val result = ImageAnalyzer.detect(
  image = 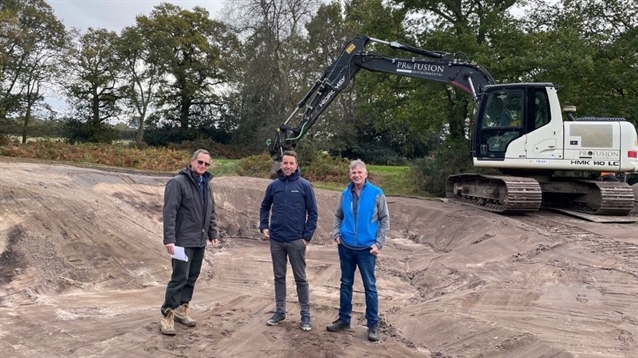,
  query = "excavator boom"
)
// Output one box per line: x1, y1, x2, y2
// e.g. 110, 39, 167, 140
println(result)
268, 35, 494, 160
267, 35, 638, 218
